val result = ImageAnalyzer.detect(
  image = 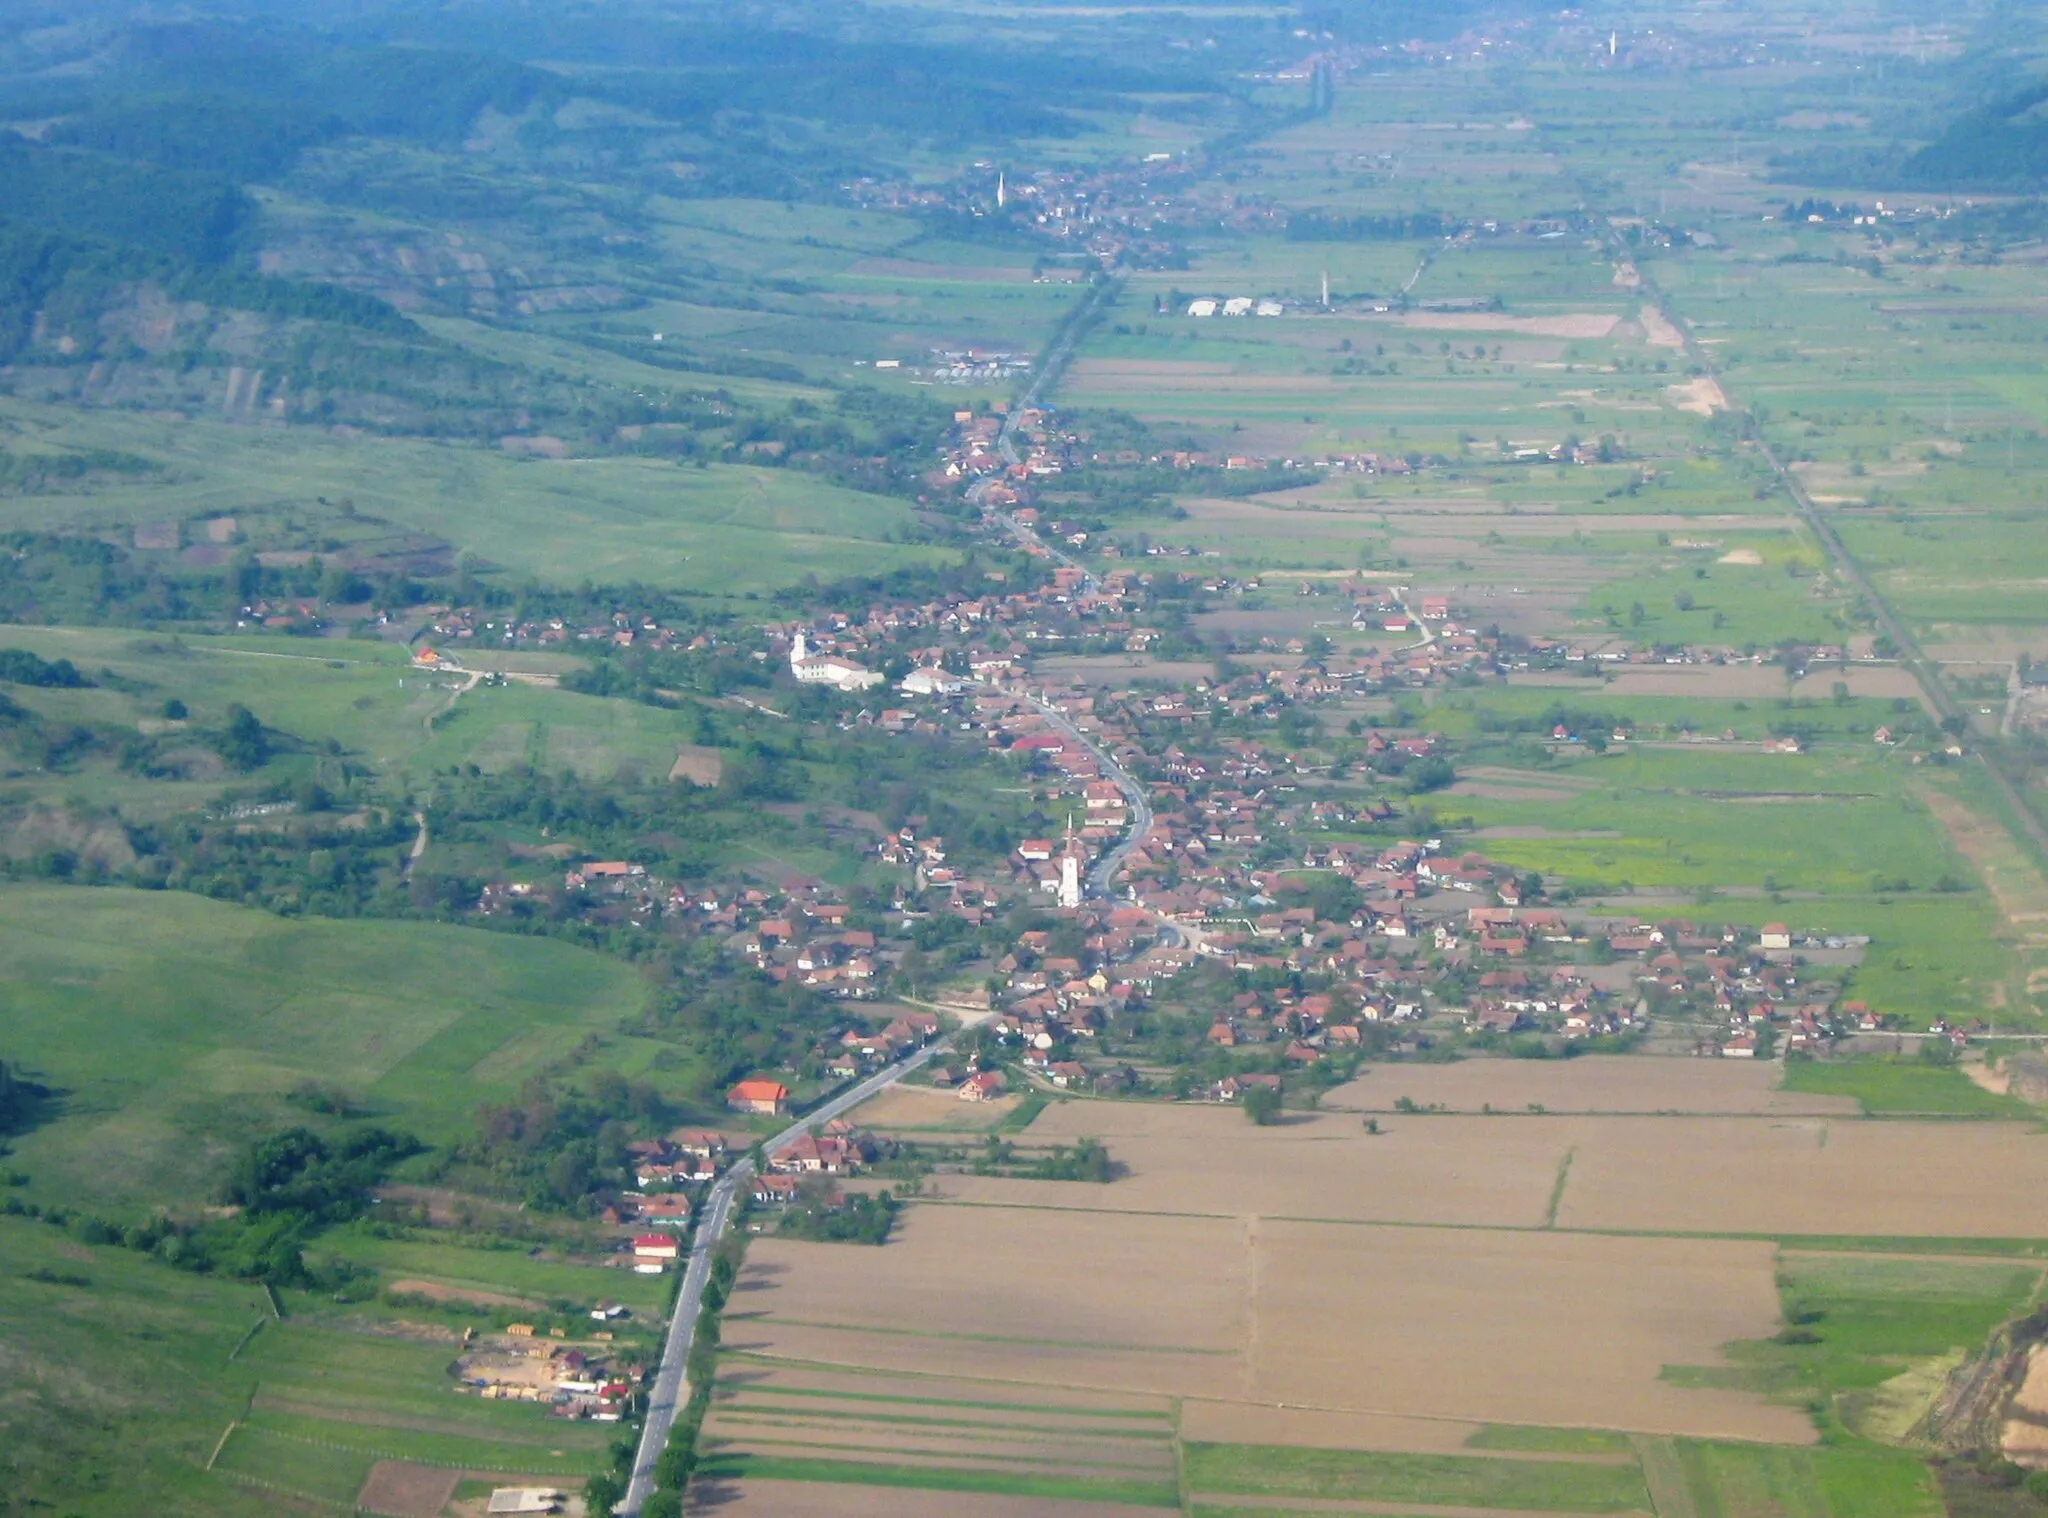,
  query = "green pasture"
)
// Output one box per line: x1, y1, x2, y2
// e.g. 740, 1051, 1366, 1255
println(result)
0, 625, 731, 825
414, 678, 699, 782
314, 1228, 670, 1318
0, 1215, 280, 1517
1455, 788, 1956, 895
0, 1214, 623, 1518
1781, 1060, 2036, 1117
1654, 1251, 2038, 1516
1466, 1425, 1636, 1455
0, 397, 951, 597
1424, 737, 2004, 1017
0, 884, 652, 1212
1577, 555, 1848, 648
695, 1452, 1181, 1507
1831, 512, 2048, 629
1181, 1442, 1651, 1511
1431, 686, 1916, 744
1674, 1440, 1940, 1518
